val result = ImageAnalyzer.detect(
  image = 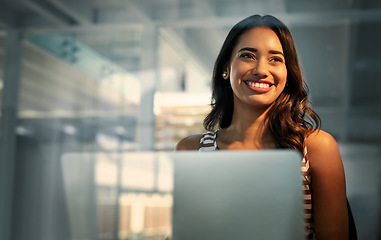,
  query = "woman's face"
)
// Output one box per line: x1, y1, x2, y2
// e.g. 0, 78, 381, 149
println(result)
226, 27, 287, 109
